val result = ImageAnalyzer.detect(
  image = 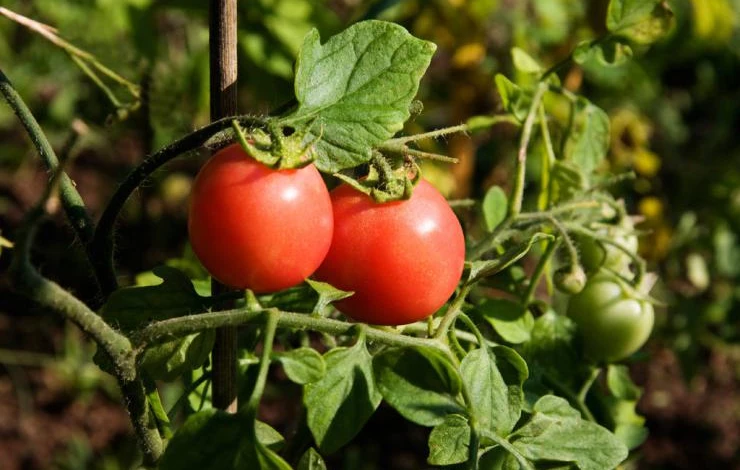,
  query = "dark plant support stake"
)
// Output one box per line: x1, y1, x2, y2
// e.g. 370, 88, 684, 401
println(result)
209, 0, 238, 413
